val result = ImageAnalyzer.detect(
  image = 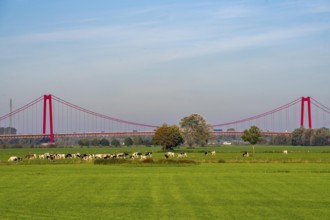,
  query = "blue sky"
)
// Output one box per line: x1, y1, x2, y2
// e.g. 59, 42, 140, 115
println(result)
0, 0, 329, 126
